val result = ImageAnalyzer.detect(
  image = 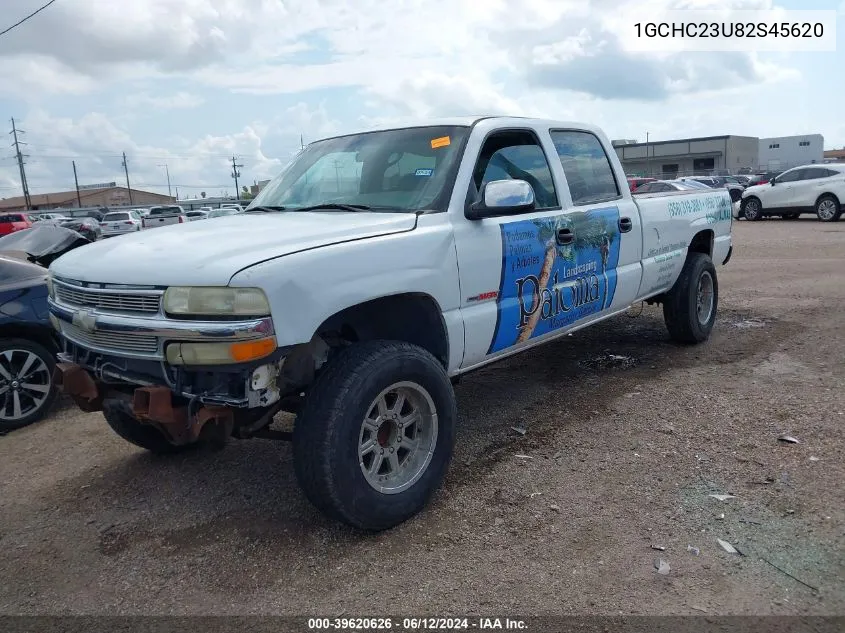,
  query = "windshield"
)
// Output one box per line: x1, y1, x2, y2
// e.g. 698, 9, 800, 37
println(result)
249, 125, 469, 213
